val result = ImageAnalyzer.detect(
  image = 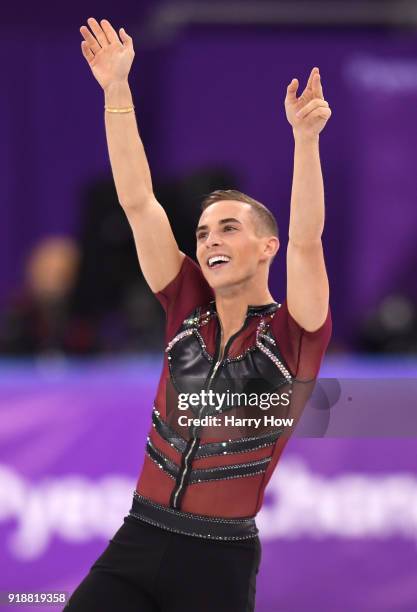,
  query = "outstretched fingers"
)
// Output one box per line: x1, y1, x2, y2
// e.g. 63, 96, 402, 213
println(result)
119, 27, 133, 48
86, 17, 109, 47
307, 67, 319, 89
300, 66, 319, 99
100, 19, 121, 45
312, 72, 324, 99
80, 25, 101, 54
81, 41, 95, 62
